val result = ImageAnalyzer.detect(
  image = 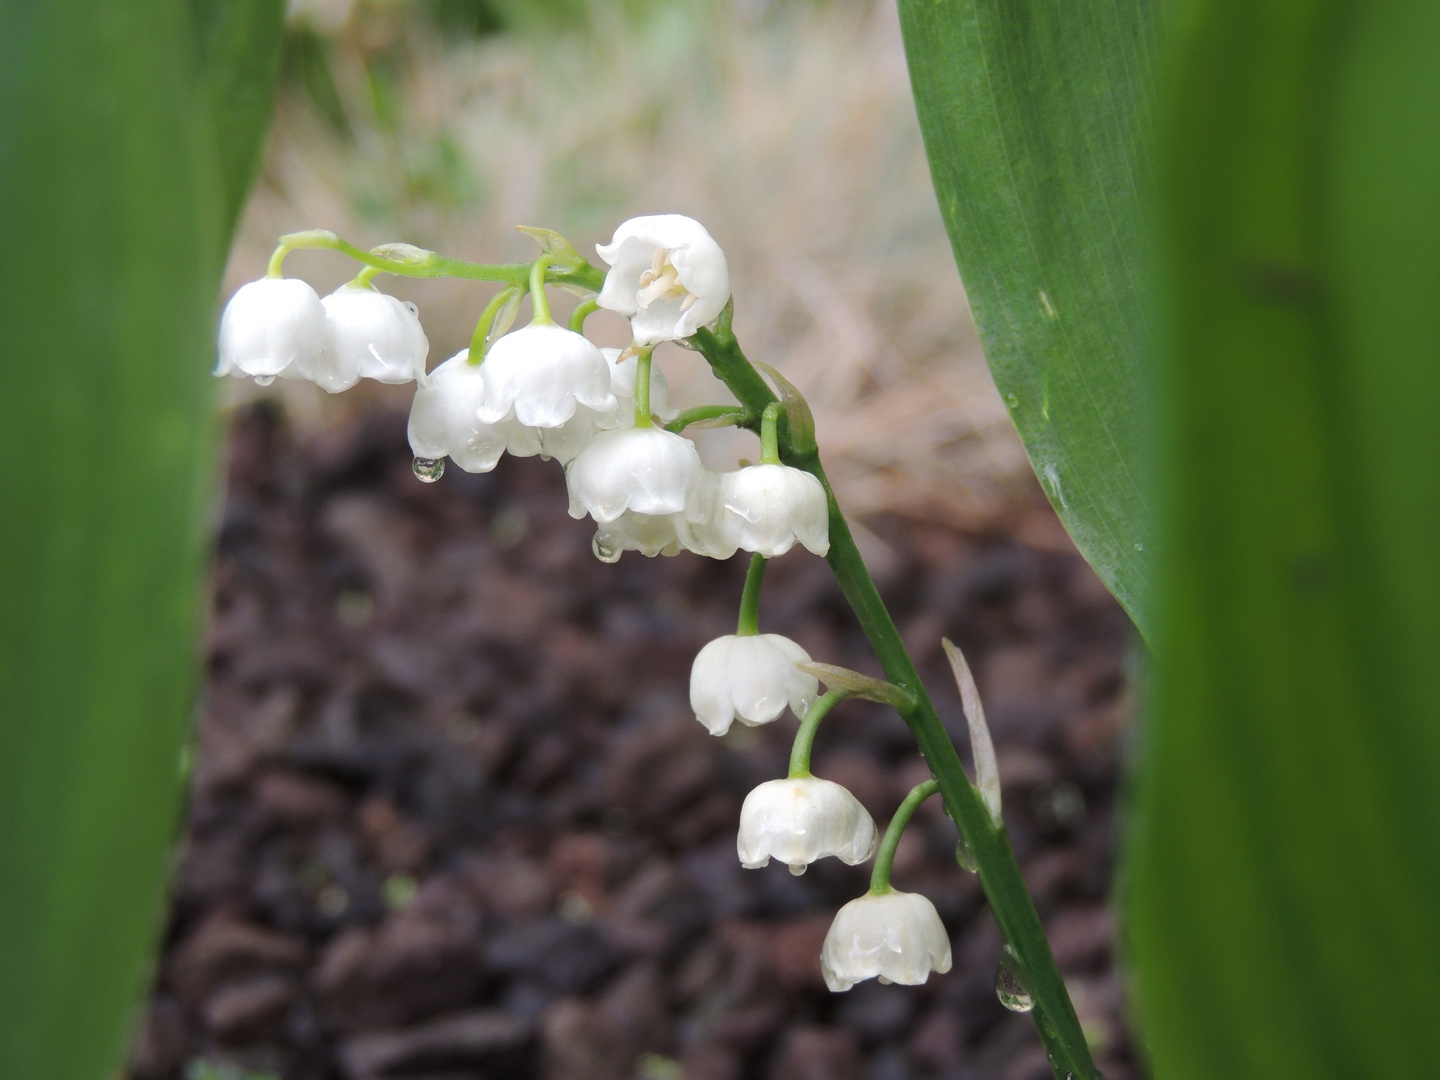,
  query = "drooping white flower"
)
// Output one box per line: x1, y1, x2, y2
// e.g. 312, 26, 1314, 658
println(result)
708, 464, 829, 558
595, 215, 730, 344
737, 777, 877, 875
478, 323, 616, 429
407, 349, 536, 473
821, 890, 953, 992
566, 426, 703, 524
683, 469, 739, 560
689, 633, 817, 736
216, 277, 328, 384
321, 283, 429, 387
